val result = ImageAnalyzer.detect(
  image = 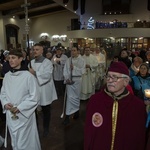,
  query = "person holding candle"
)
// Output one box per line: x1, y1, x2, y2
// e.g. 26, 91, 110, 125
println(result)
131, 63, 150, 150
145, 89, 150, 98
84, 61, 146, 150
131, 63, 150, 100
